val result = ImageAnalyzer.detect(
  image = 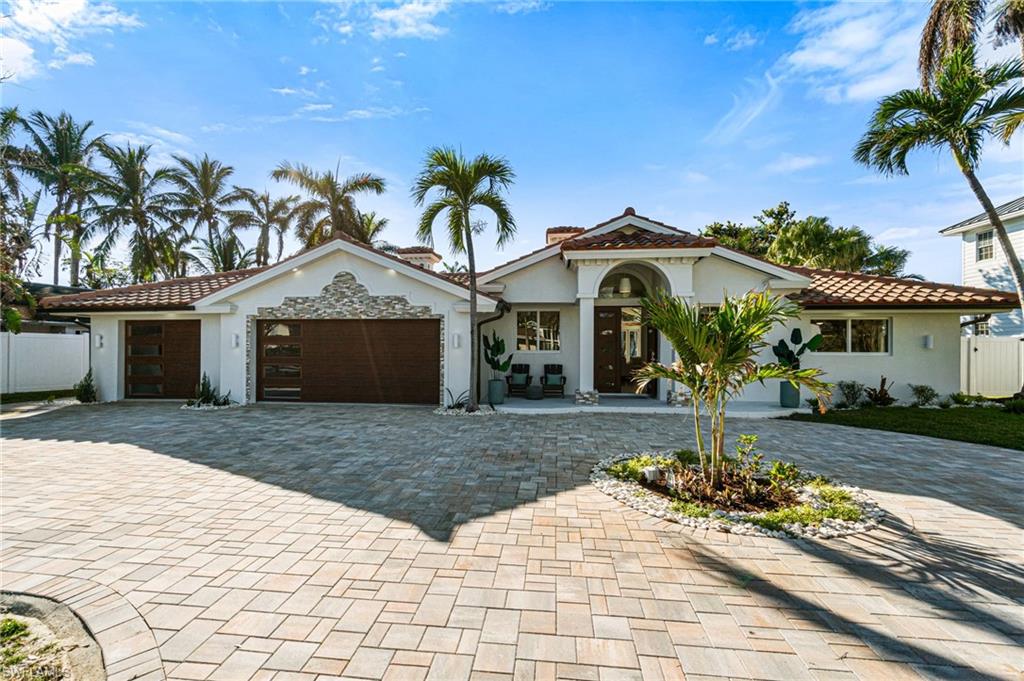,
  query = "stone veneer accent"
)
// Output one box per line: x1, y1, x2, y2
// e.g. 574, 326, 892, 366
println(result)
245, 271, 445, 403
574, 389, 600, 405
